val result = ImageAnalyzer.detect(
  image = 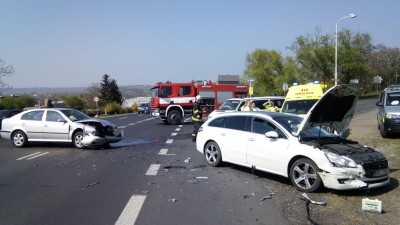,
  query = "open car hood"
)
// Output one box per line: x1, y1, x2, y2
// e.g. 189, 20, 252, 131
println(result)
296, 85, 362, 137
